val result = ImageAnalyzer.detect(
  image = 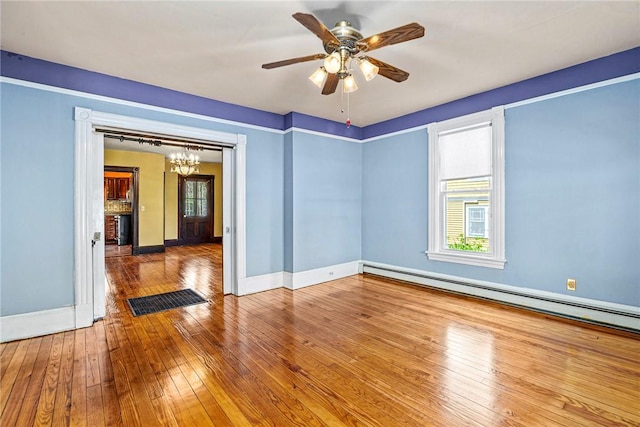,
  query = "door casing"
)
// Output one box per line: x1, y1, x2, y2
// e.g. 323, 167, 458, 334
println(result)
74, 107, 246, 328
